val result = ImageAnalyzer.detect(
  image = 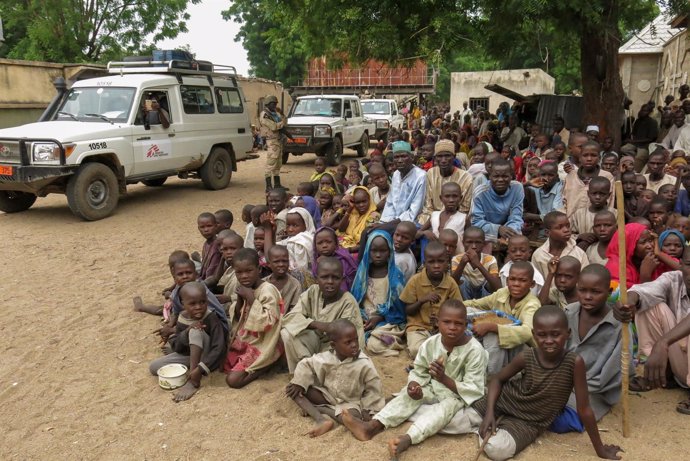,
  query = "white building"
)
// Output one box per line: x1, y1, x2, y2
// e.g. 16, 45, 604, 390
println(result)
449, 68, 555, 115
